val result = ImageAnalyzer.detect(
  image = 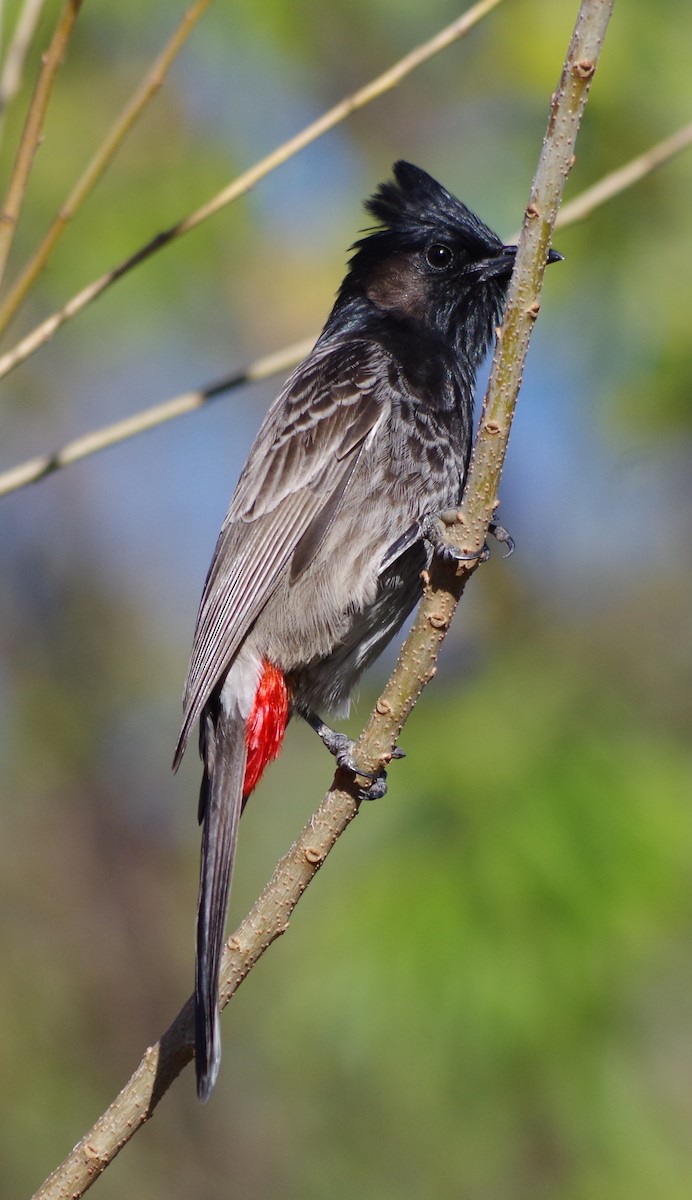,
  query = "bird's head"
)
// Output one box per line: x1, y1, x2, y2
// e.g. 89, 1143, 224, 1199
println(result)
341, 161, 557, 367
